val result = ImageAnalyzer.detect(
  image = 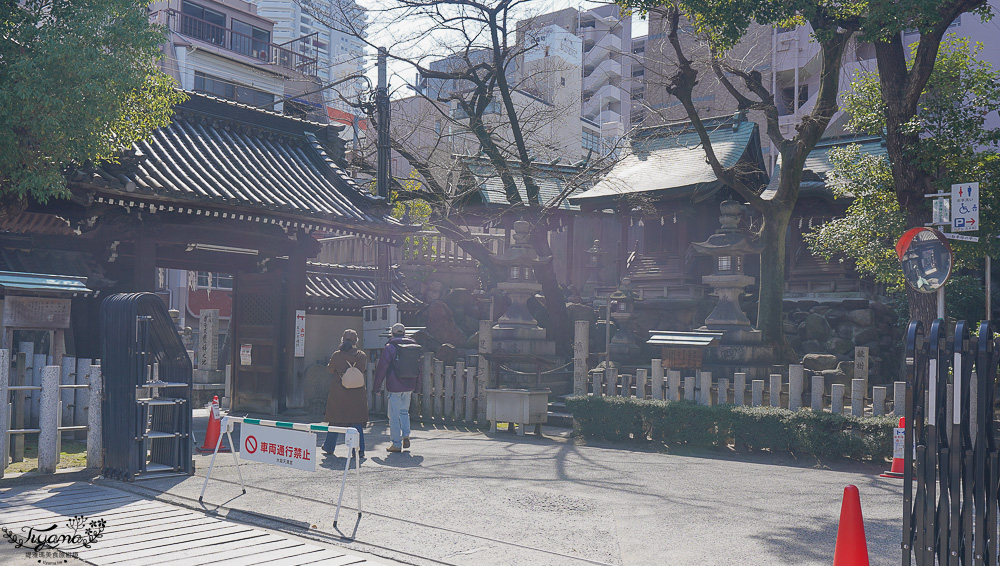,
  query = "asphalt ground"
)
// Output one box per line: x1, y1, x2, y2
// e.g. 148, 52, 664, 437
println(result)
97, 411, 905, 566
